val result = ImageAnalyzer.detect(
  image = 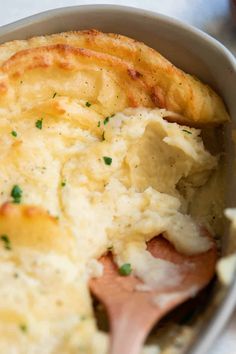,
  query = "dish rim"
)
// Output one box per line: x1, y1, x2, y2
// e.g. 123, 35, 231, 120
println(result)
0, 4, 235, 354
0, 4, 235, 66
